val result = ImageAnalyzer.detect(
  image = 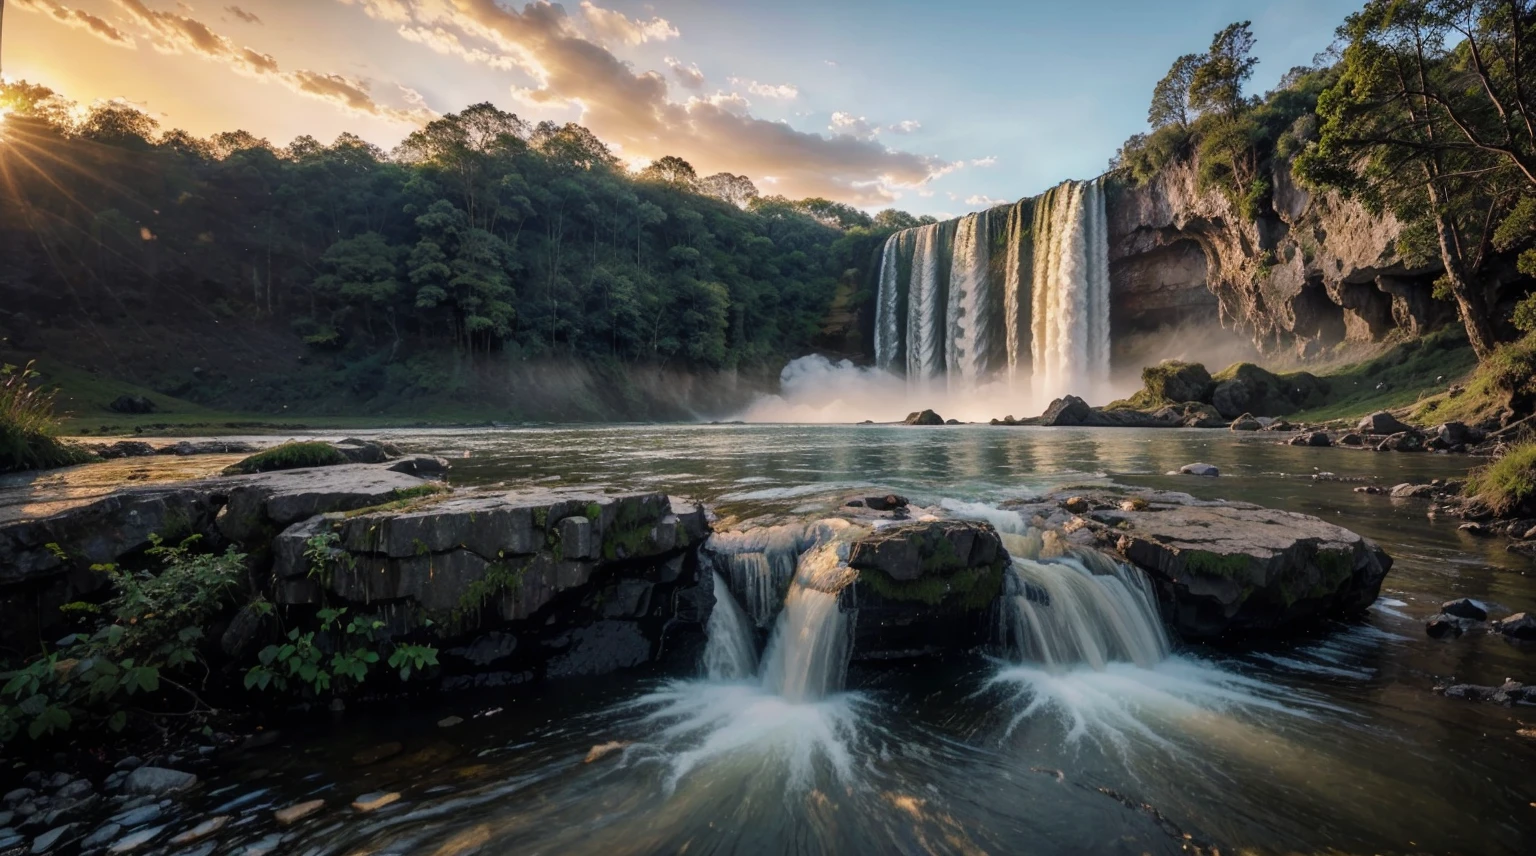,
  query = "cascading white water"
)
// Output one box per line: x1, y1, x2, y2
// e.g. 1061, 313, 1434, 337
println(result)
861, 178, 1110, 410
945, 212, 993, 389
703, 571, 758, 681
873, 234, 903, 373
1005, 555, 1170, 671
905, 223, 944, 383
1031, 178, 1111, 405
759, 540, 854, 702
703, 522, 838, 626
